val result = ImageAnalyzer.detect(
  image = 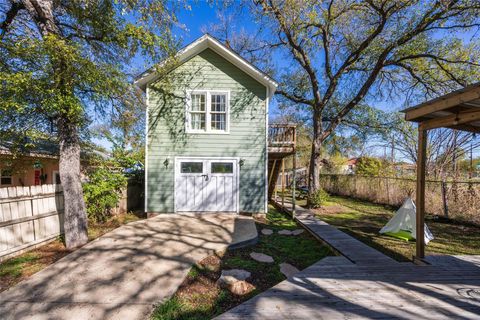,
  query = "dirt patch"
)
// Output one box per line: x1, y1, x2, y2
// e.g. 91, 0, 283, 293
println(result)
0, 240, 72, 292
173, 254, 249, 316
313, 204, 350, 215
0, 212, 143, 293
